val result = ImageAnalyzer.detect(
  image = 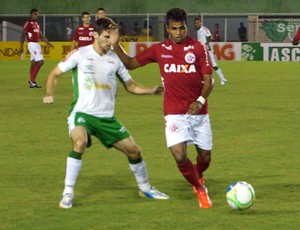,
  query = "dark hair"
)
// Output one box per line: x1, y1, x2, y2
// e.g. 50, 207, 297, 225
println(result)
97, 7, 106, 12
194, 17, 201, 22
94, 17, 117, 35
81, 11, 90, 17
30, 9, 38, 14
166, 8, 187, 25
